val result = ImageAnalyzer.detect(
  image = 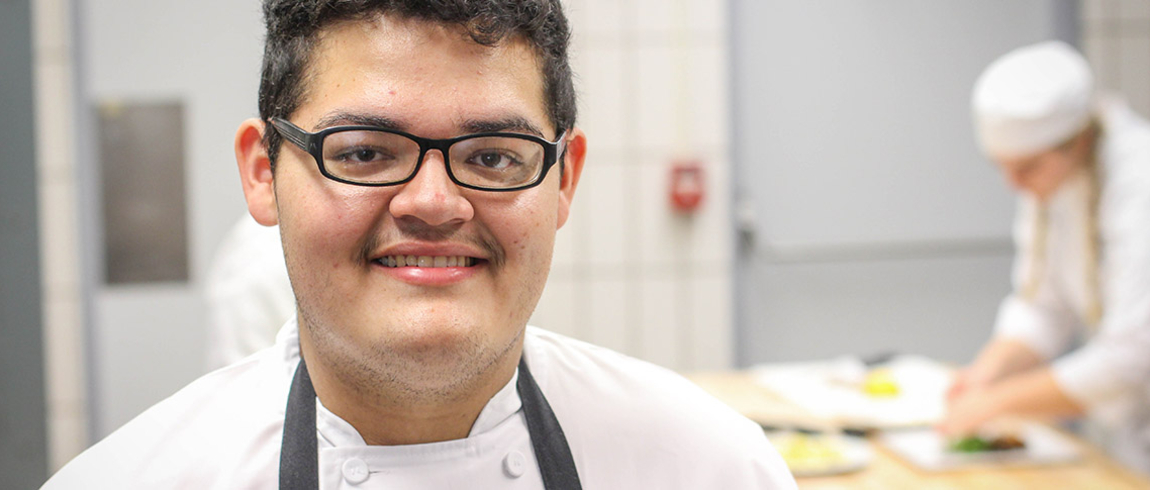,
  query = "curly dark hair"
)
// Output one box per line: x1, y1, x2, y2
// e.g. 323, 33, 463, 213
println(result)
258, 0, 576, 166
